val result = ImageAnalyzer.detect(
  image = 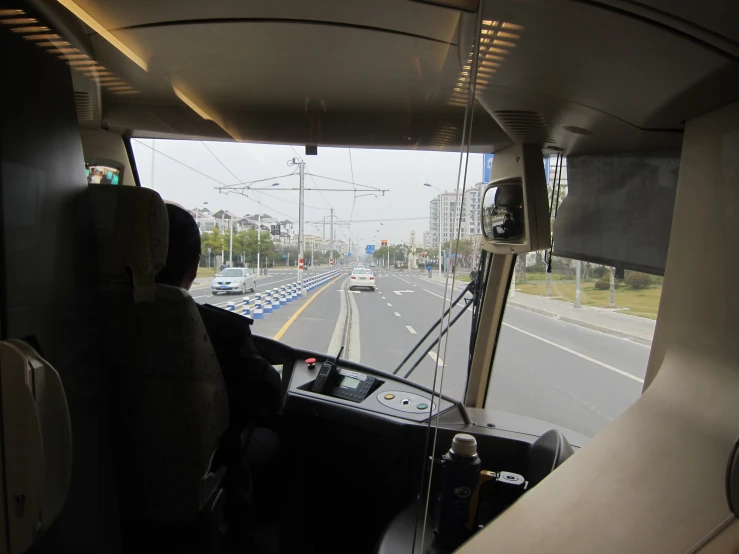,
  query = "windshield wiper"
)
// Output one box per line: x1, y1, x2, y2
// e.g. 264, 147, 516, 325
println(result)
393, 280, 475, 378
